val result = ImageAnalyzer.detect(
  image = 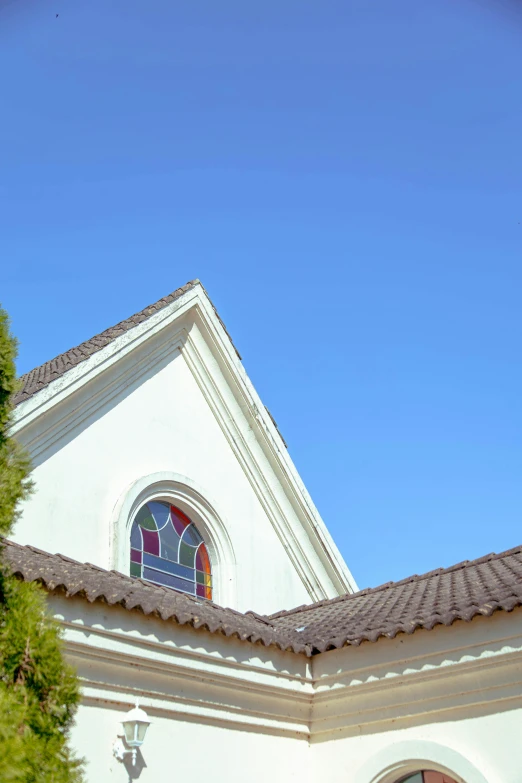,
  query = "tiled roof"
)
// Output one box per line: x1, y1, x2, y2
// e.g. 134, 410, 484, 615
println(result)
3, 540, 310, 655
4, 539, 522, 656
13, 280, 210, 406
268, 545, 522, 652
